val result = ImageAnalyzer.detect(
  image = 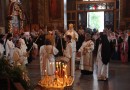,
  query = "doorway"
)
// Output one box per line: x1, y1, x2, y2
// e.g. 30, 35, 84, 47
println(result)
87, 11, 104, 32
75, 1, 116, 31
